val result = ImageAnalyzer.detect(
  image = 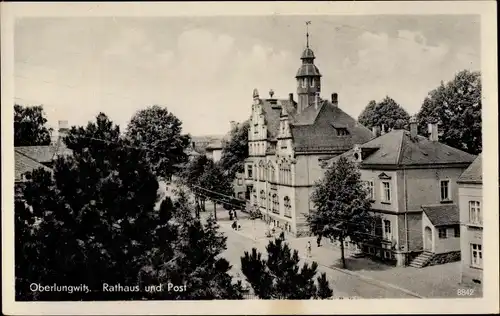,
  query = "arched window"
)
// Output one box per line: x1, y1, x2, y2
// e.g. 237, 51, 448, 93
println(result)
284, 196, 292, 218
311, 78, 315, 87
302, 78, 307, 88
272, 194, 279, 214
270, 164, 276, 183
260, 190, 266, 207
